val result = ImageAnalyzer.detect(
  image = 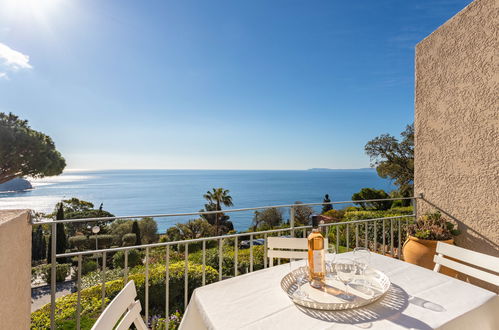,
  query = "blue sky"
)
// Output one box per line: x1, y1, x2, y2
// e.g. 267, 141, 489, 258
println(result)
0, 0, 471, 170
